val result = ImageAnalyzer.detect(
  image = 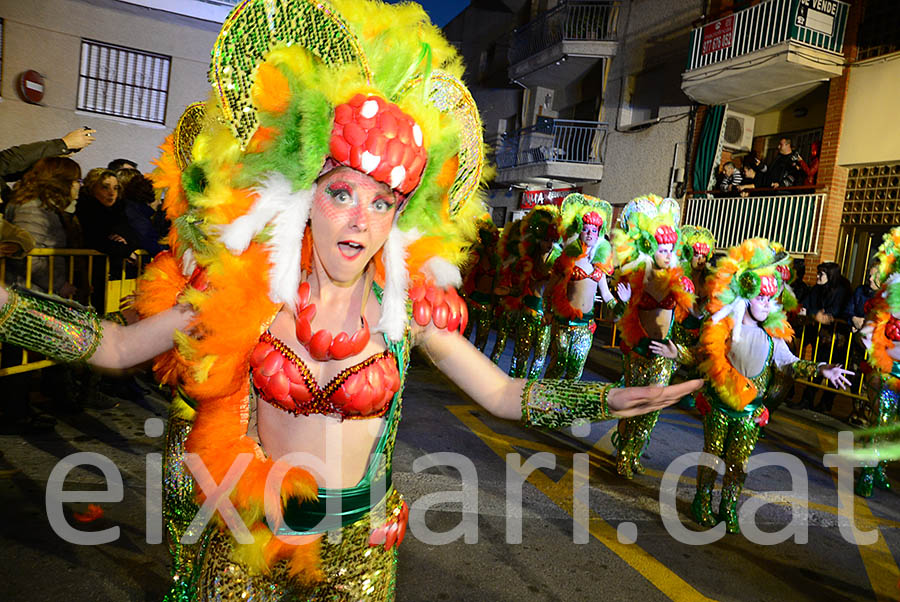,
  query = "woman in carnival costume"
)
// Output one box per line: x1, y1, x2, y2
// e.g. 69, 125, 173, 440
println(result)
489, 219, 523, 364
692, 238, 851, 532
544, 193, 615, 379
679, 225, 716, 306
460, 216, 499, 352
507, 205, 560, 378
0, 1, 701, 599
611, 195, 695, 478
855, 226, 900, 497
